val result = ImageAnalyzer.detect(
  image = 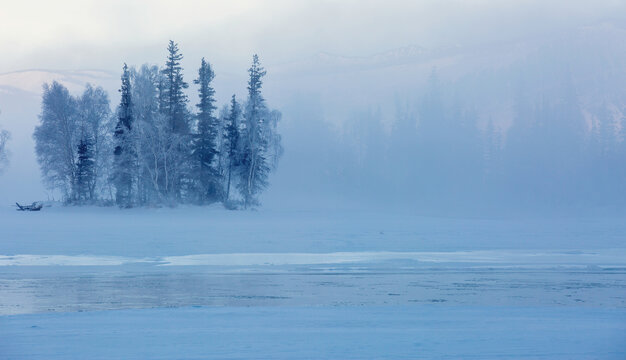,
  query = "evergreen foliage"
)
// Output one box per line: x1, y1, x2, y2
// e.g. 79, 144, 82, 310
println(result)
192, 58, 220, 203
238, 55, 270, 208
34, 42, 282, 208
158, 41, 191, 202
75, 137, 96, 202
113, 63, 136, 207
161, 40, 189, 134
223, 95, 241, 202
